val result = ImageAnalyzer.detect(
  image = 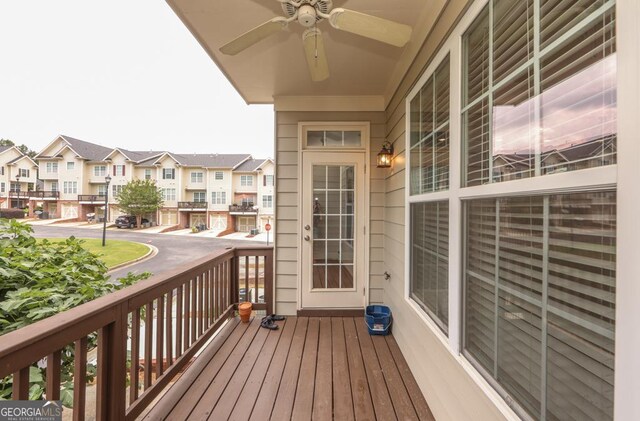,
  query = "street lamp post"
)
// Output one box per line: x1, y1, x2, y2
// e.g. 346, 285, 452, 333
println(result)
15, 174, 21, 209
102, 175, 112, 247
